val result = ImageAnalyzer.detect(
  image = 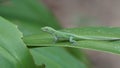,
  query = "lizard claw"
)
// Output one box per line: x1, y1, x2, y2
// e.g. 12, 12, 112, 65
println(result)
69, 36, 77, 45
